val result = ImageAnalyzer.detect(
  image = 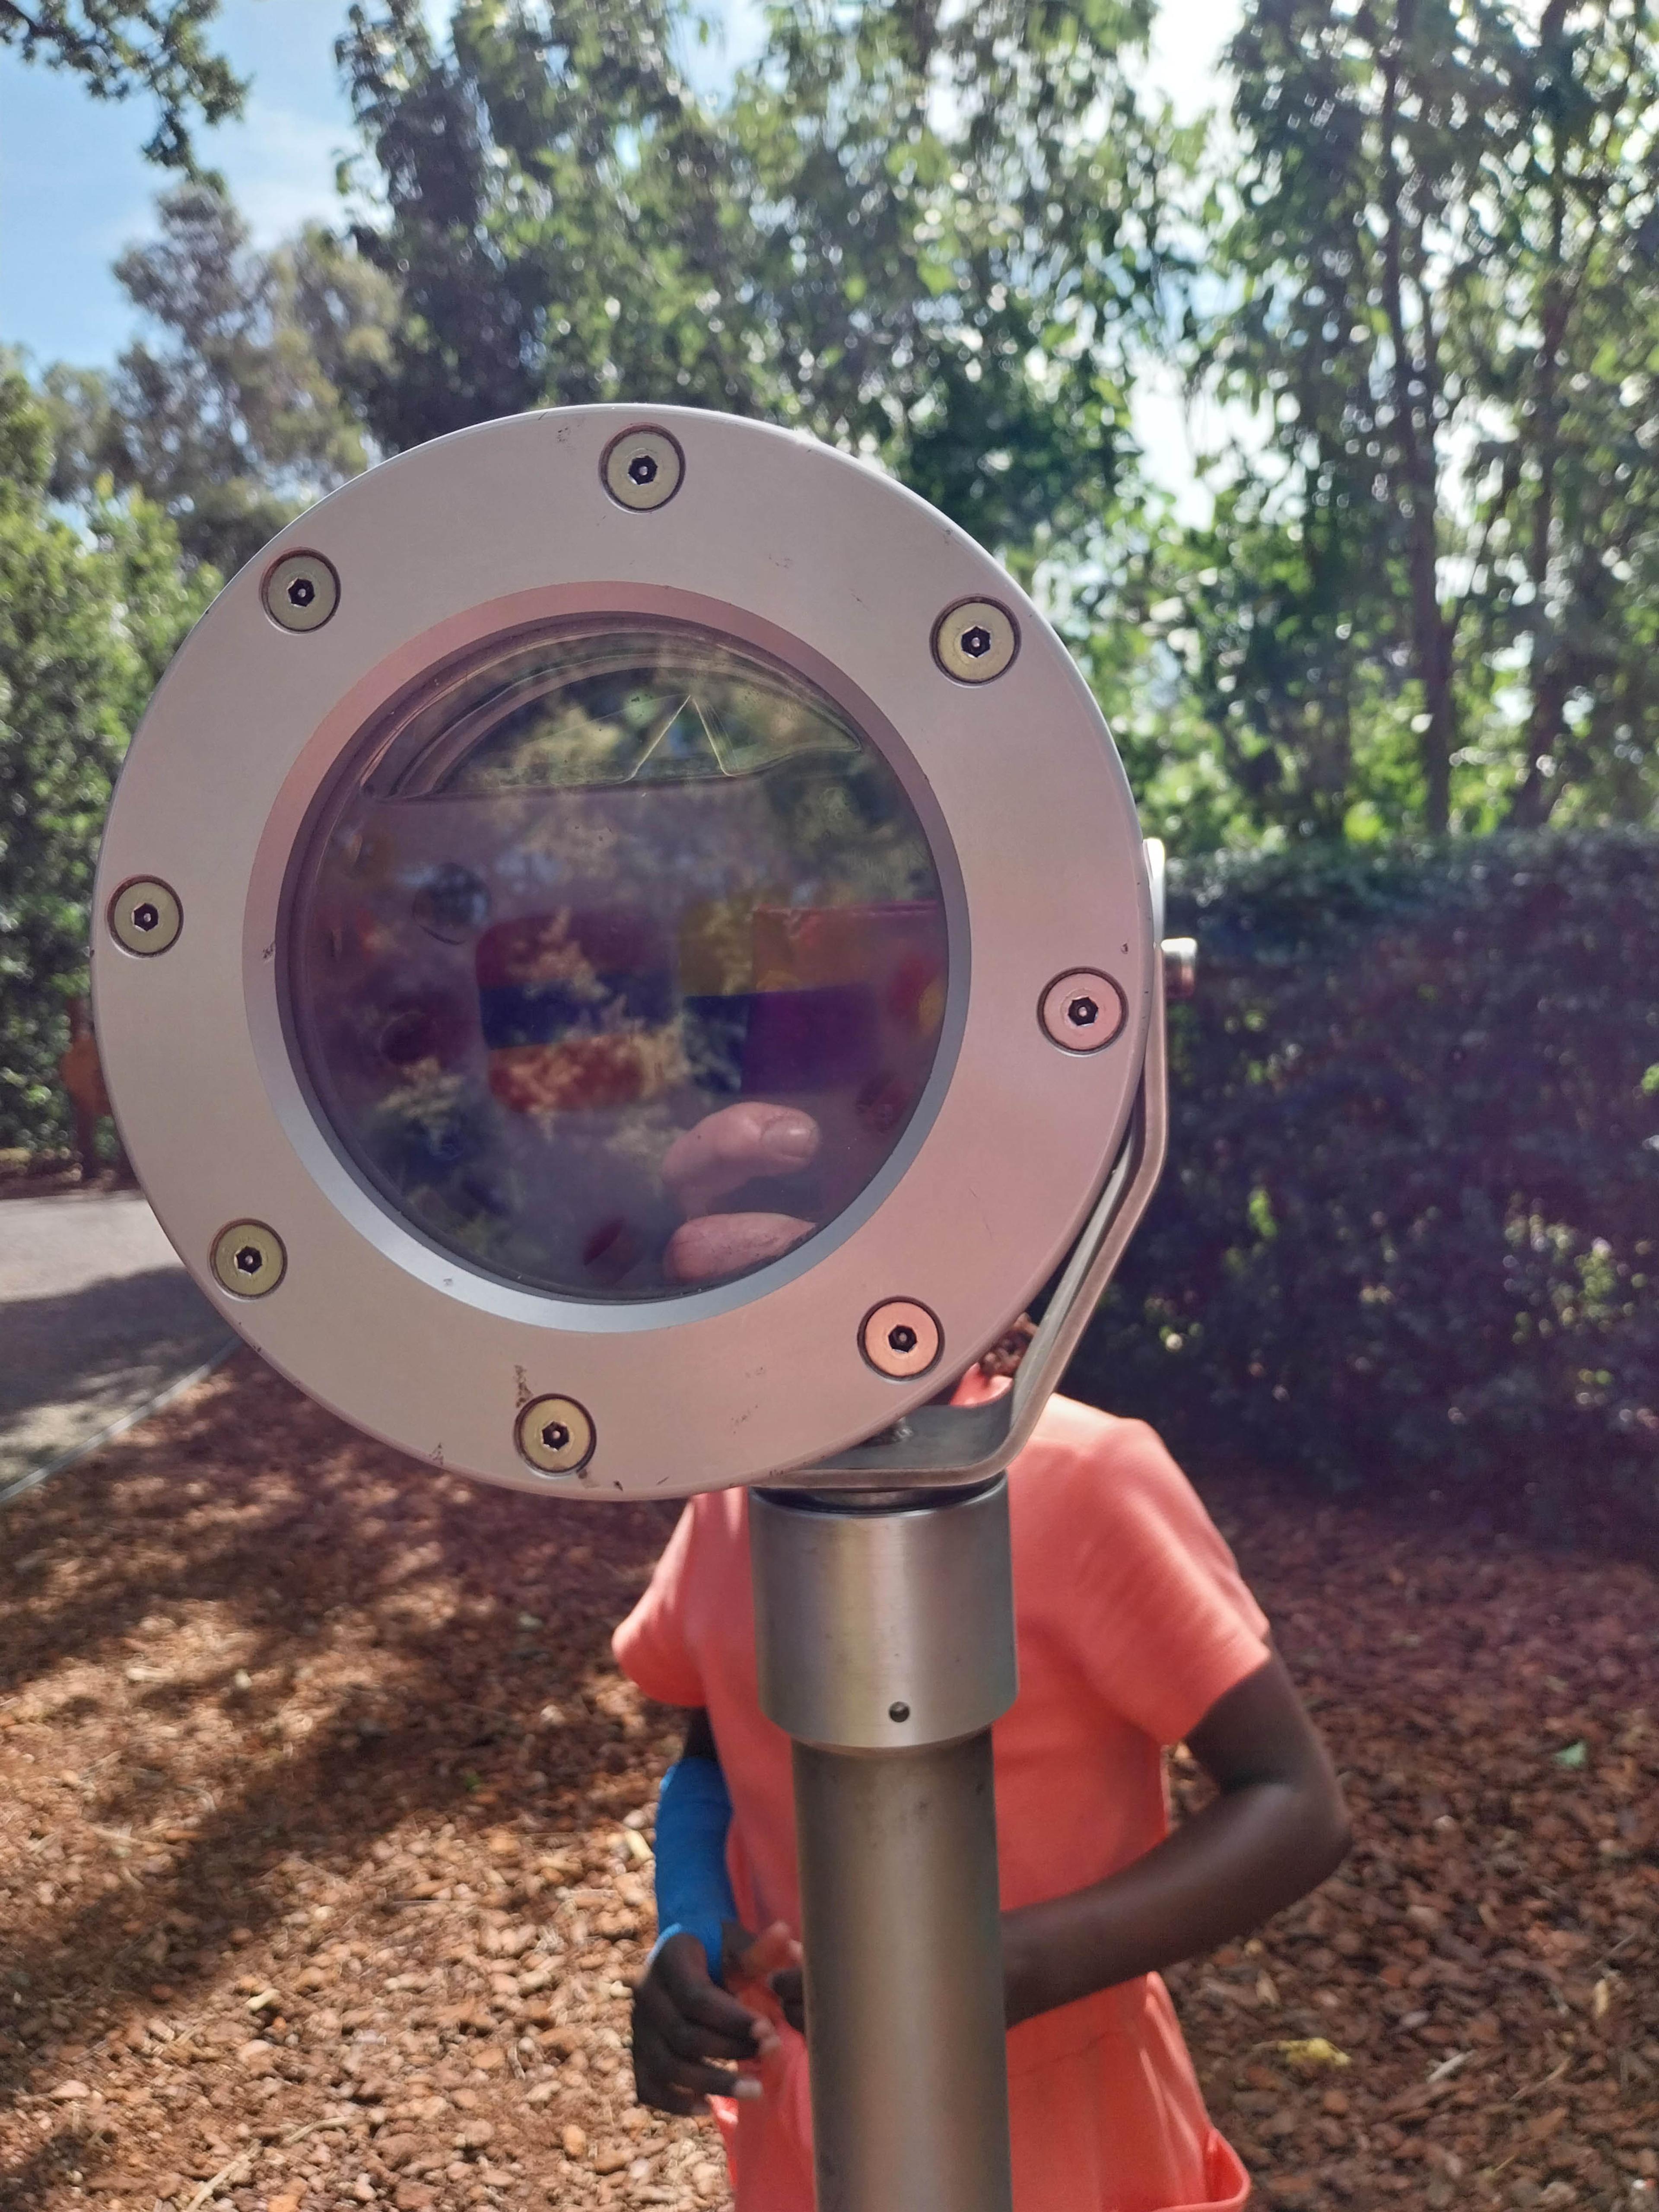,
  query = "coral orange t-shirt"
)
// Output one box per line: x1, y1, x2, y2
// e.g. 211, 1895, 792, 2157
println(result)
613, 1383, 1269, 2212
